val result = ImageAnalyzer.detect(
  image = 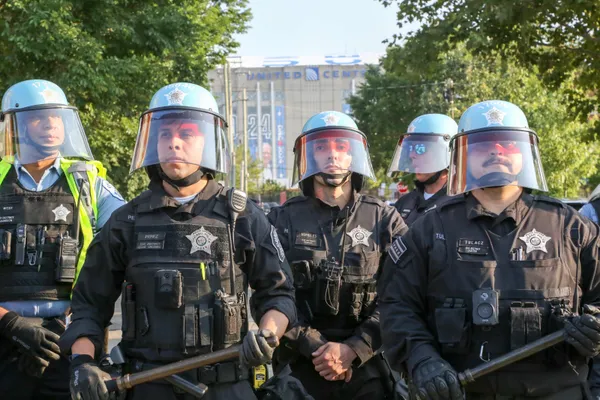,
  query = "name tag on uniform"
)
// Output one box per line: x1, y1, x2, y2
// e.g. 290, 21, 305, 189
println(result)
457, 238, 489, 255
295, 232, 319, 247
136, 232, 166, 250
